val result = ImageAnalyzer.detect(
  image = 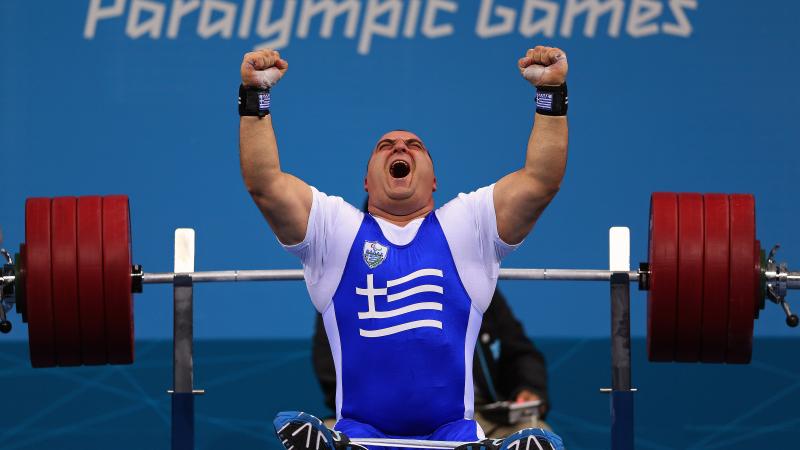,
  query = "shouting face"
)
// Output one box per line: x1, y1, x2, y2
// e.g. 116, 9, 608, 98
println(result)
364, 130, 436, 218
